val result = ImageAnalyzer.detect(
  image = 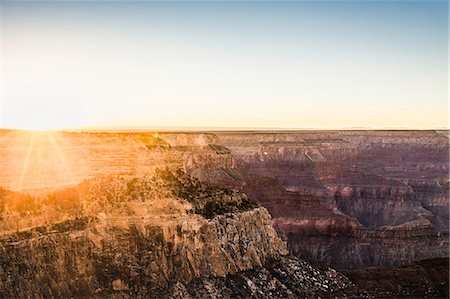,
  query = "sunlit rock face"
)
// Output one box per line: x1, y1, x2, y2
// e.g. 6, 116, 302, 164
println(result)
0, 130, 181, 193
0, 205, 286, 298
